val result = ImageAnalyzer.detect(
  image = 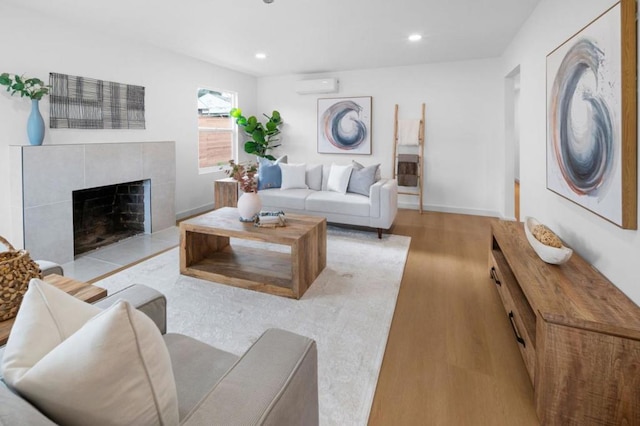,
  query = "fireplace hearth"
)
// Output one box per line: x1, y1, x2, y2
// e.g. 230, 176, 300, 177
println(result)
73, 180, 150, 256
